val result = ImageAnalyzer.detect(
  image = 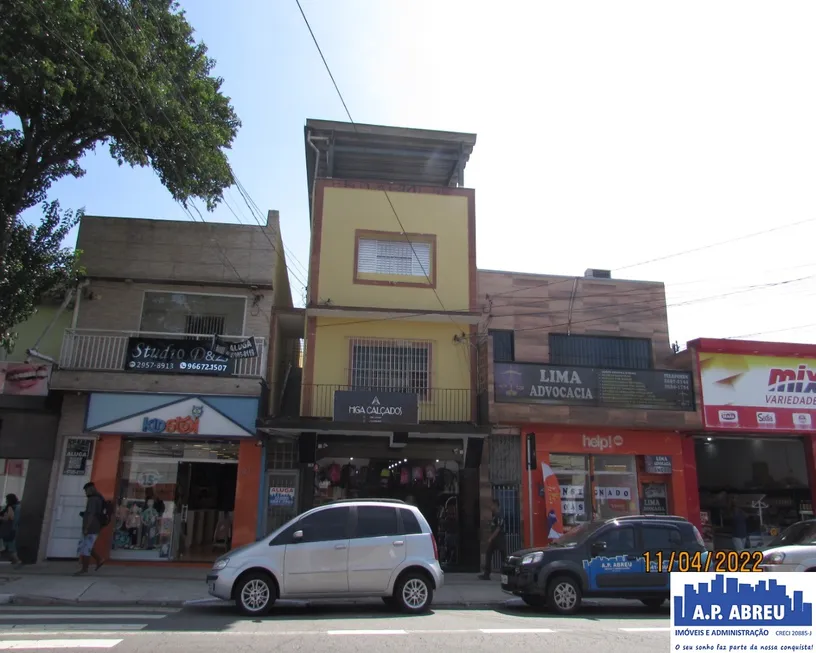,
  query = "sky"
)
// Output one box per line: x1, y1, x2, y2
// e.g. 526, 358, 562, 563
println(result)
20, 1, 816, 349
